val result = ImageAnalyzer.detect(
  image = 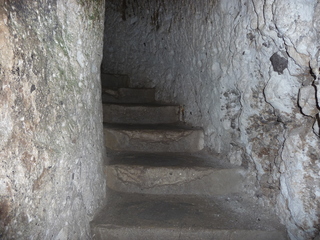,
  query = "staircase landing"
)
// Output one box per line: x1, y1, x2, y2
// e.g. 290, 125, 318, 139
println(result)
91, 190, 286, 240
